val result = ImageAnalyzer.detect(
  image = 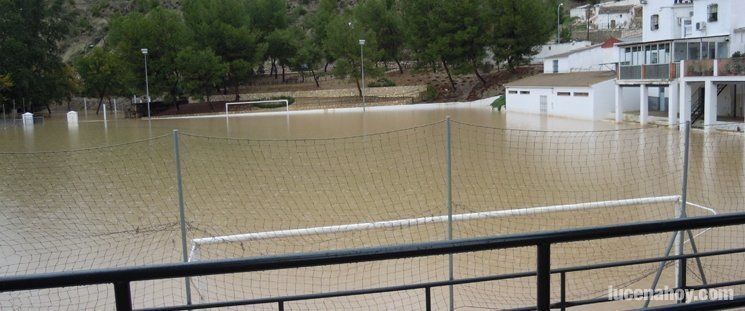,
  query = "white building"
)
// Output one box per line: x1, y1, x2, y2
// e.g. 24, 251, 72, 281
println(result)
544, 38, 622, 73
616, 0, 745, 127
596, 5, 637, 29
531, 41, 593, 64
505, 72, 617, 120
